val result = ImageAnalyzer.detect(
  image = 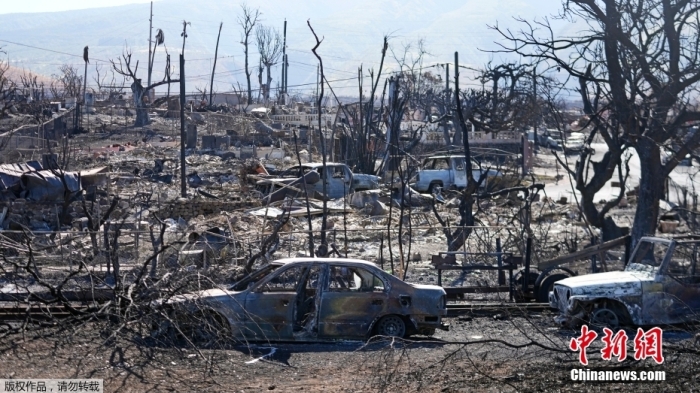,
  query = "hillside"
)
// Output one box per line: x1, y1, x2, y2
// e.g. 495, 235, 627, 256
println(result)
0, 0, 574, 97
